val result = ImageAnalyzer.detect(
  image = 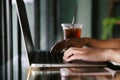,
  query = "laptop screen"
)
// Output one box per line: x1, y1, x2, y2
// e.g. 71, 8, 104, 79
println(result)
15, 0, 36, 64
